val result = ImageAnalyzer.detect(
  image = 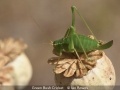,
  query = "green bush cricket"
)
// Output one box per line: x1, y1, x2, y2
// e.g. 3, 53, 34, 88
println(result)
52, 6, 113, 60
30, 6, 113, 61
